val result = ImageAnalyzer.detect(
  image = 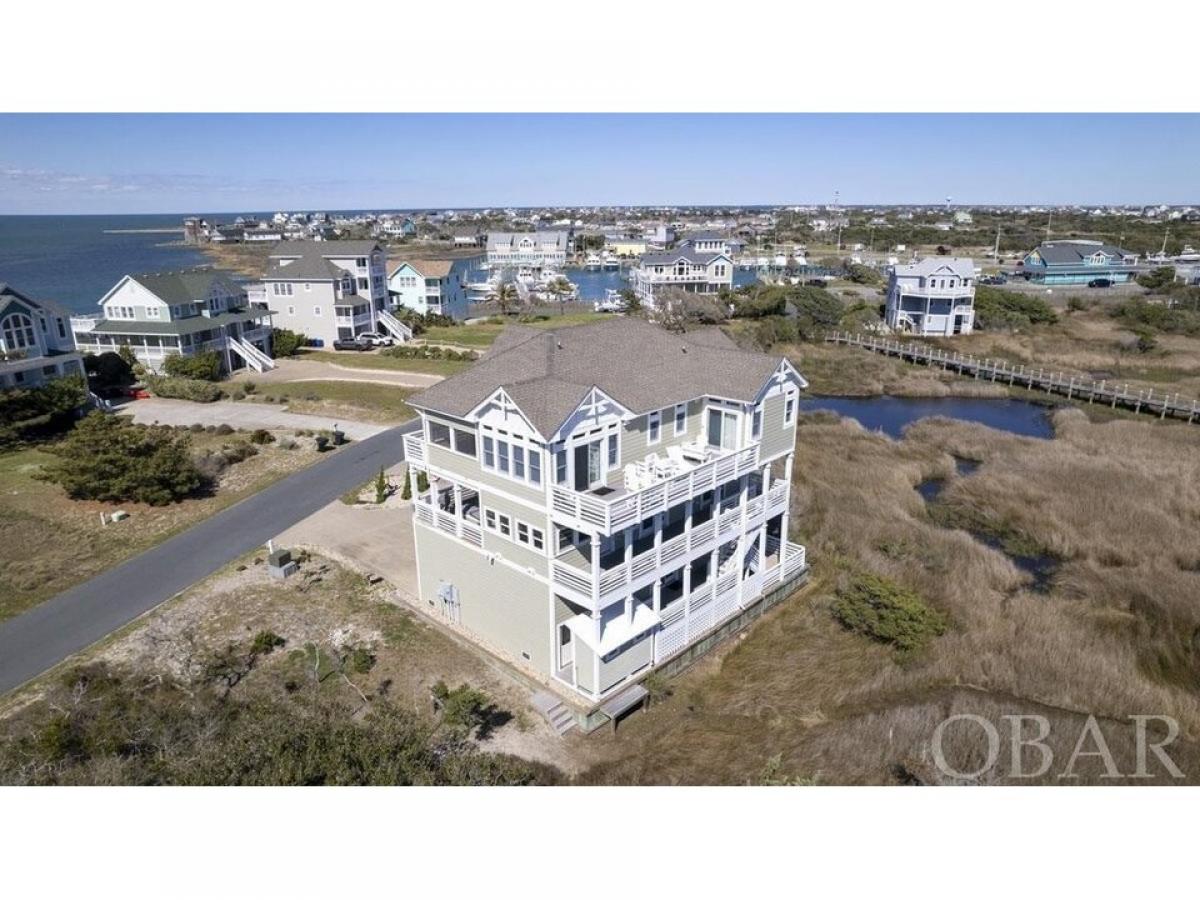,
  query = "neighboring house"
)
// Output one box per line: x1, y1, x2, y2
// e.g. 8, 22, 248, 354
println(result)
885, 257, 976, 336
1022, 240, 1139, 284
70, 270, 275, 374
630, 243, 734, 307
387, 259, 469, 320
264, 240, 409, 346
678, 230, 732, 255
402, 318, 808, 715
451, 228, 485, 248
0, 283, 85, 389
641, 223, 675, 248
604, 236, 648, 258
486, 231, 570, 269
